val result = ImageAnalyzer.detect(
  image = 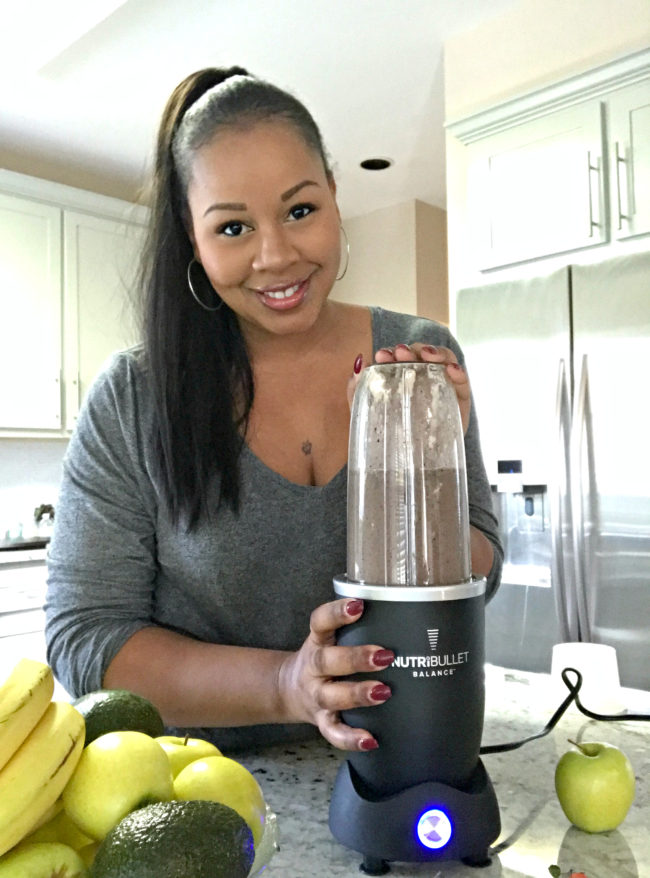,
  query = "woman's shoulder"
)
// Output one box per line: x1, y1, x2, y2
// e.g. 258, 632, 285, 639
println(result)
82, 344, 151, 413
370, 307, 455, 350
